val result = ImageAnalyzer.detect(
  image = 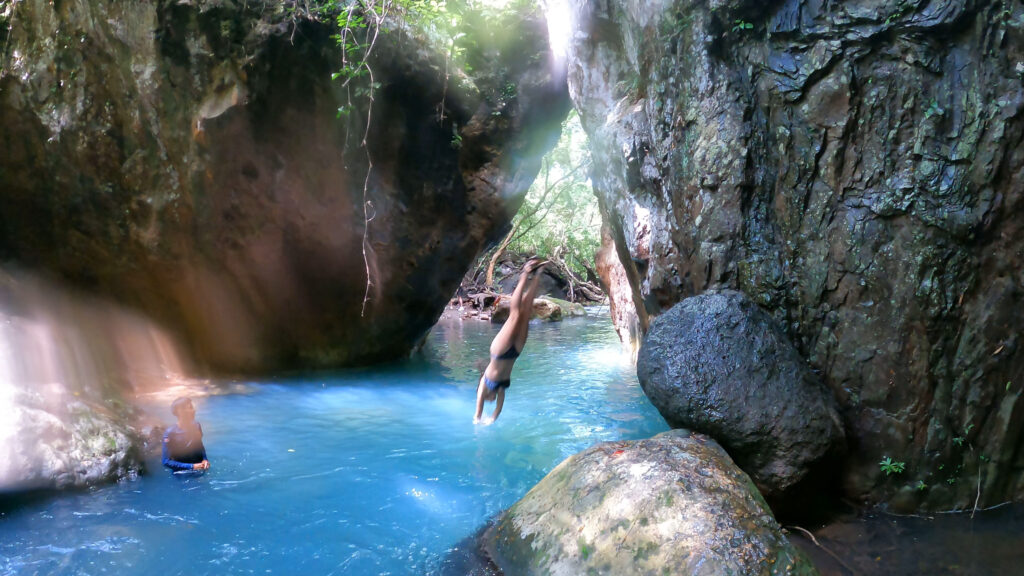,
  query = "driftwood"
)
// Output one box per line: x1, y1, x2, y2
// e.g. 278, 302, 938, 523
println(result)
454, 254, 604, 319
546, 250, 604, 303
